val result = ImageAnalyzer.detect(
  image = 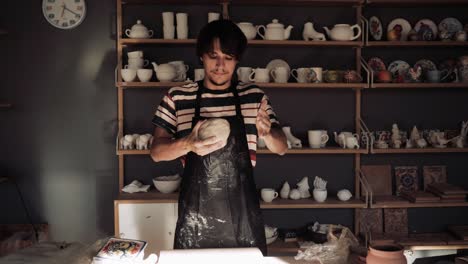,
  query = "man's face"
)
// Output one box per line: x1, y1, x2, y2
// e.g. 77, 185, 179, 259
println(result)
201, 39, 238, 88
